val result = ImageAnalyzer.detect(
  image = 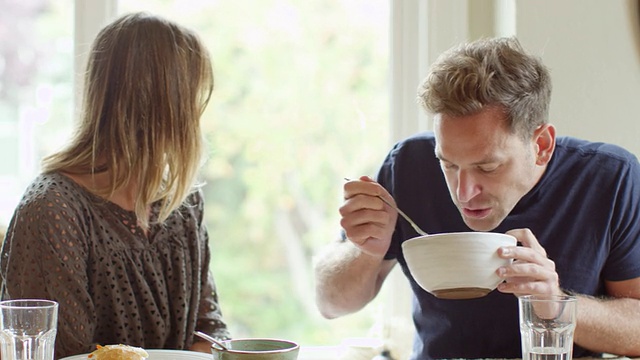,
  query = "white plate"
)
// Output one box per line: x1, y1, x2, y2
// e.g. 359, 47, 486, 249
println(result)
60, 349, 211, 360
